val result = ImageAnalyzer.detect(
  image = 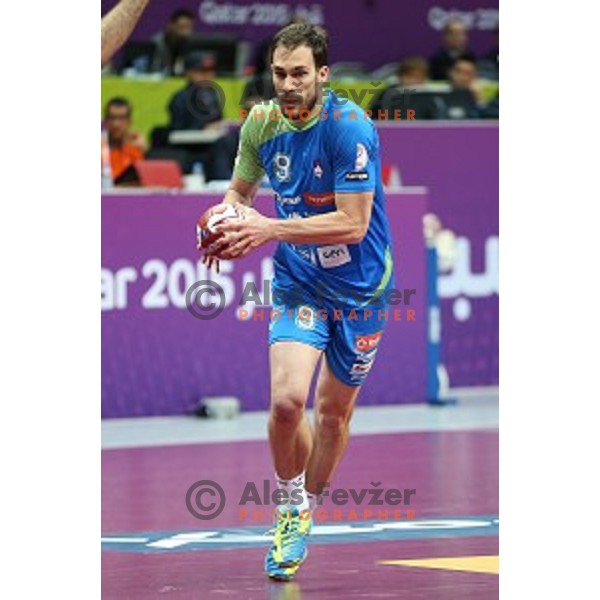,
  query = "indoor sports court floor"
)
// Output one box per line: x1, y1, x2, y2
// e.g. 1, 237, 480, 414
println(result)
102, 389, 499, 599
